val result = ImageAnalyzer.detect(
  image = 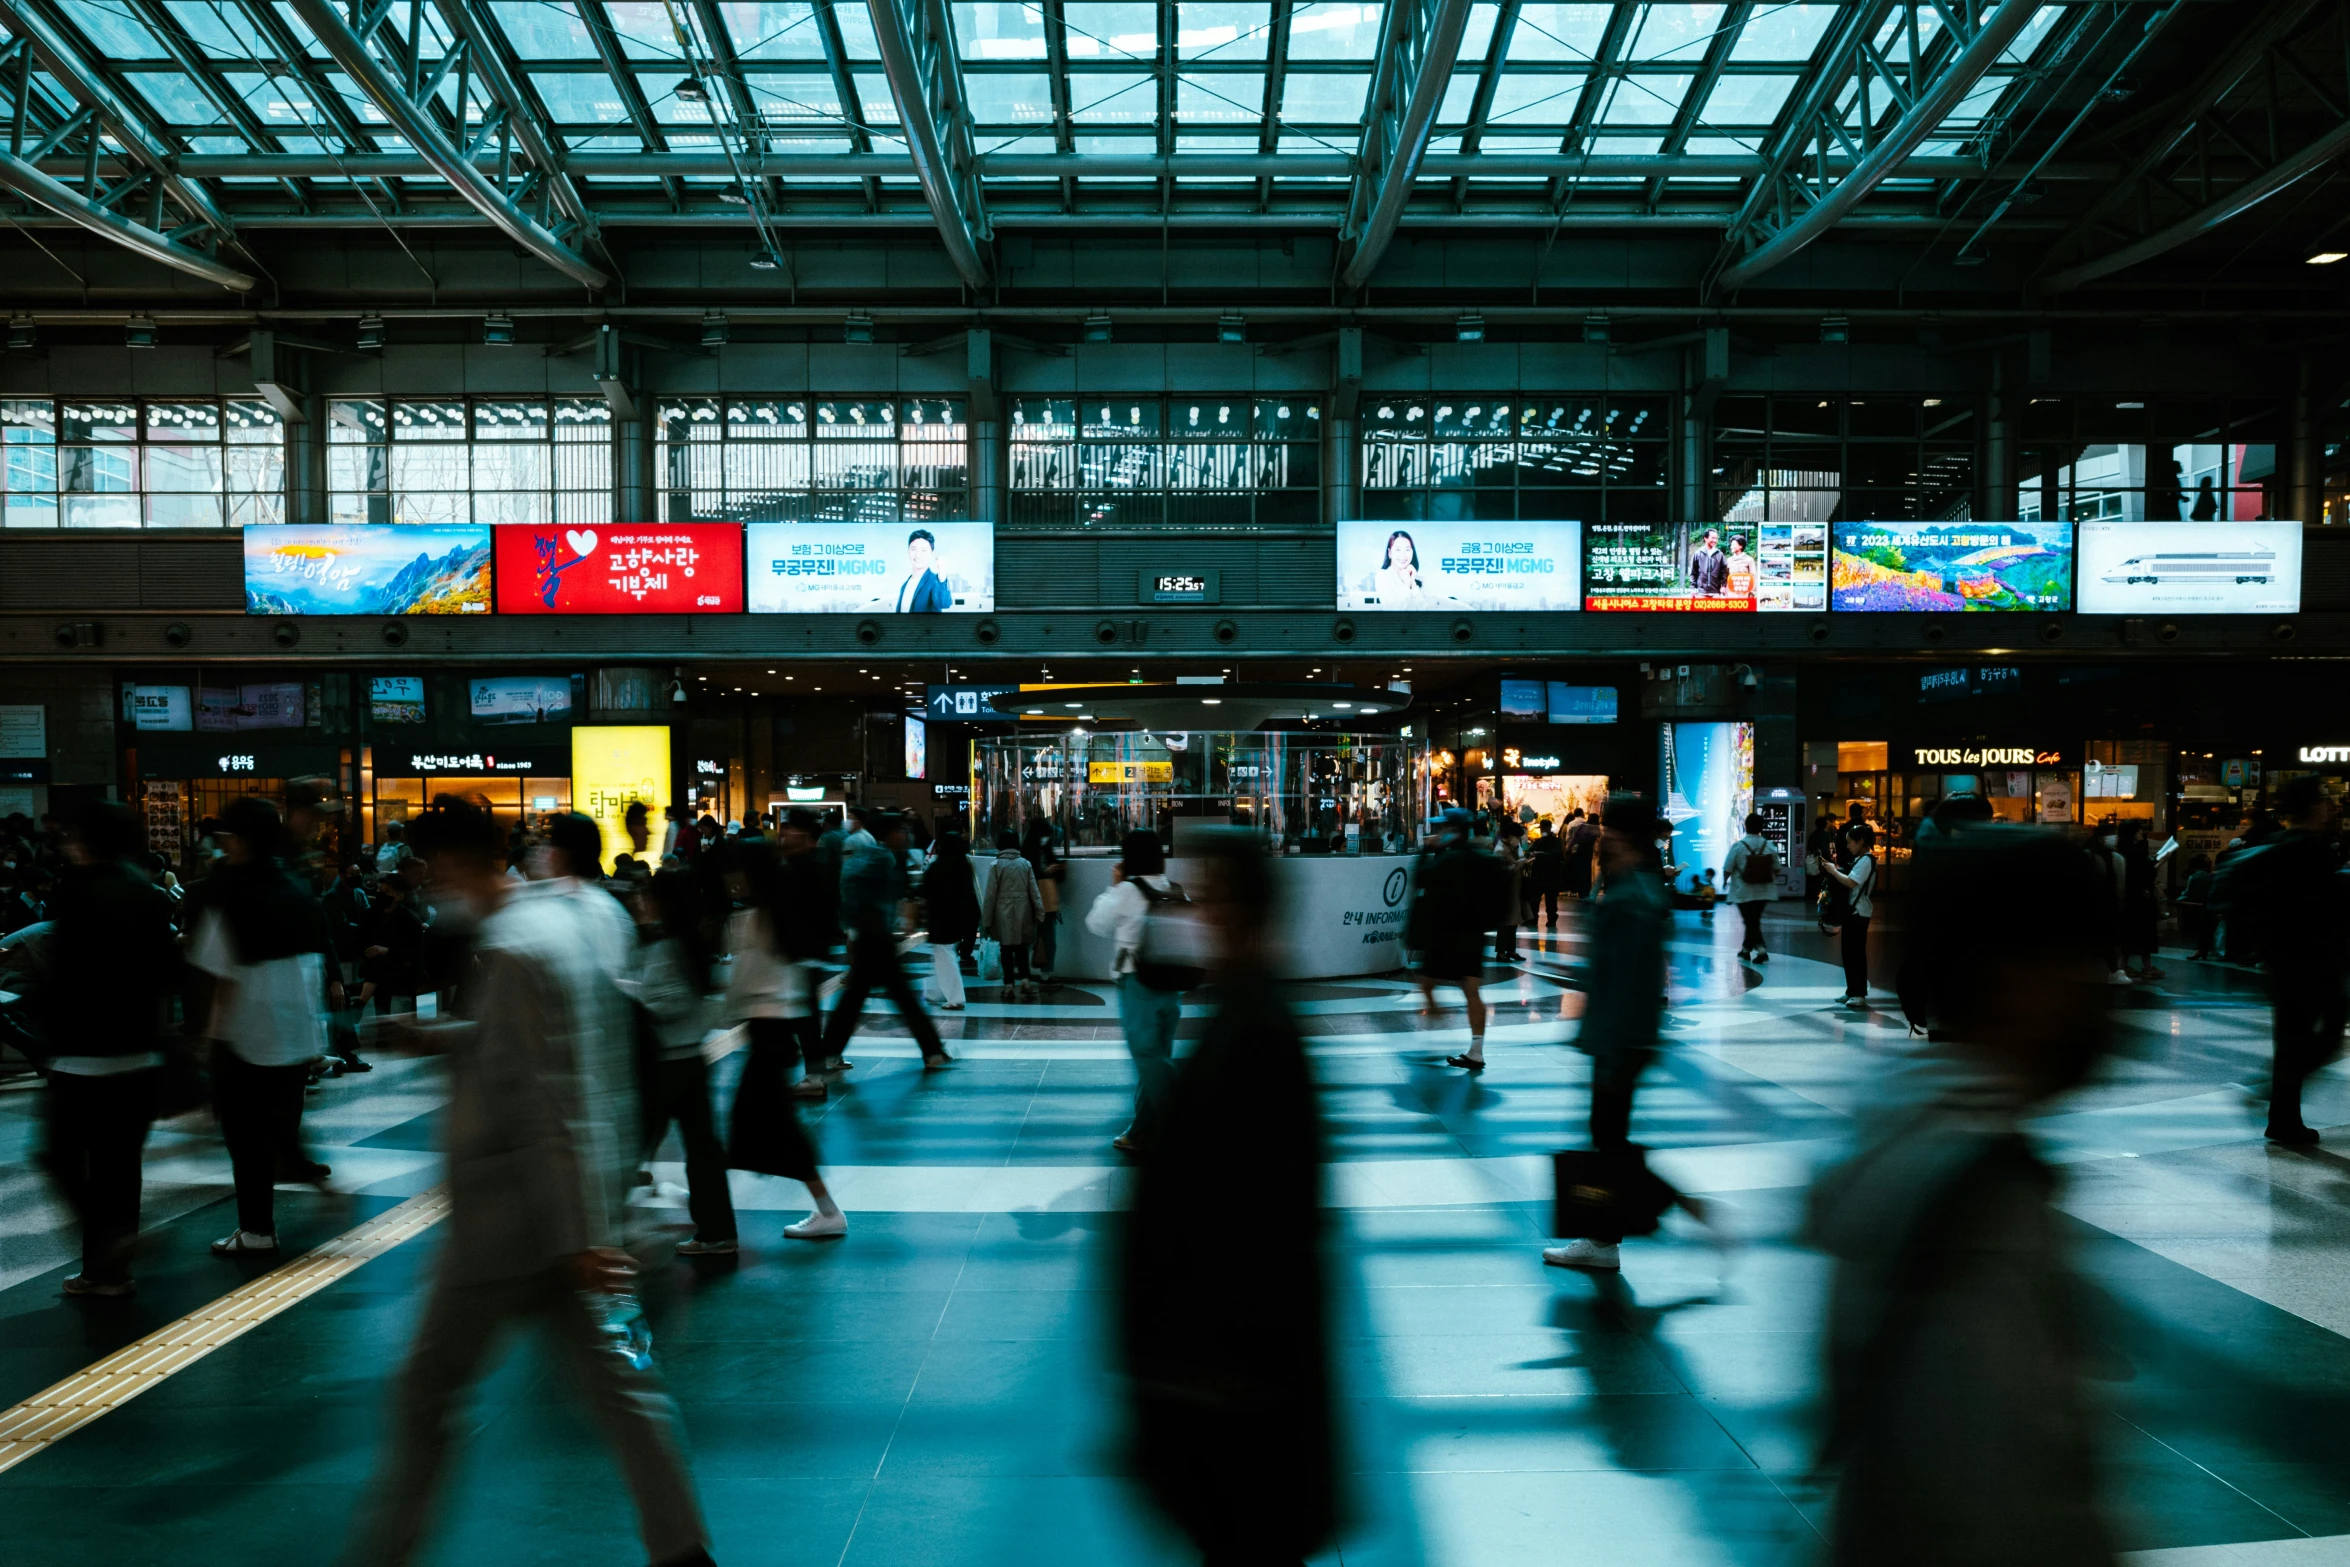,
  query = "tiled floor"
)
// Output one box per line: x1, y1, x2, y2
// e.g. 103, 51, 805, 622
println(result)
6, 902, 2350, 1565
